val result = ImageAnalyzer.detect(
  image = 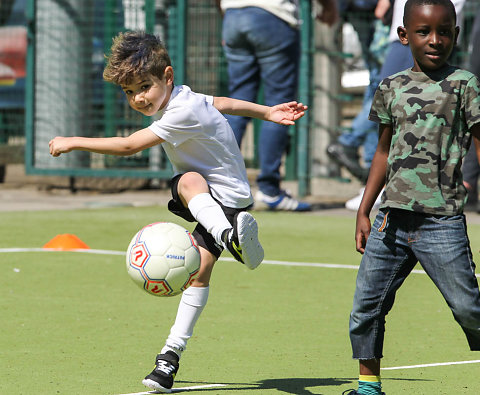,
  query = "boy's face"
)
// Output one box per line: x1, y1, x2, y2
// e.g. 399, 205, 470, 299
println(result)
121, 67, 174, 116
398, 4, 459, 72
